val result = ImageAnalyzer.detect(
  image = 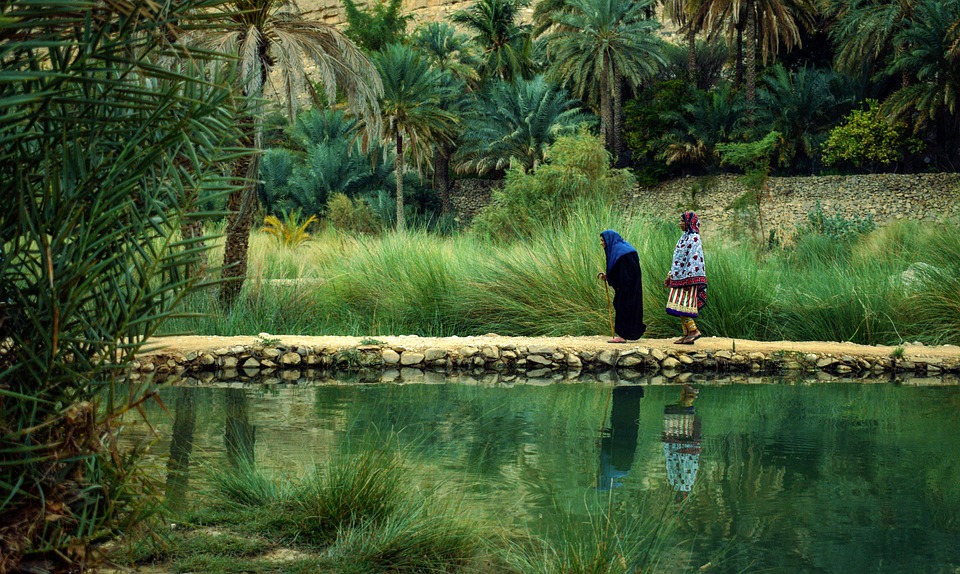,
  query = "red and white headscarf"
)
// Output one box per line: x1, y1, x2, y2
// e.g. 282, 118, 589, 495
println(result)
667, 211, 707, 295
